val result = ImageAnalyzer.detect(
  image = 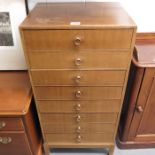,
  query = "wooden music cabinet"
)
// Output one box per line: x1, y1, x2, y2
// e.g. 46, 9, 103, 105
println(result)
0, 72, 41, 155
118, 36, 155, 148
20, 3, 136, 155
